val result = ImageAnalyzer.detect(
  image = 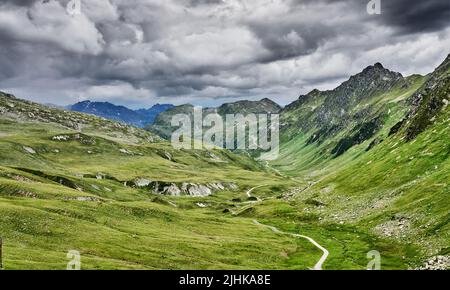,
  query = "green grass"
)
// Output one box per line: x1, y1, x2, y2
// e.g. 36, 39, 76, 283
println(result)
1, 197, 319, 270
0, 118, 321, 270
271, 105, 449, 263
1, 80, 448, 270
